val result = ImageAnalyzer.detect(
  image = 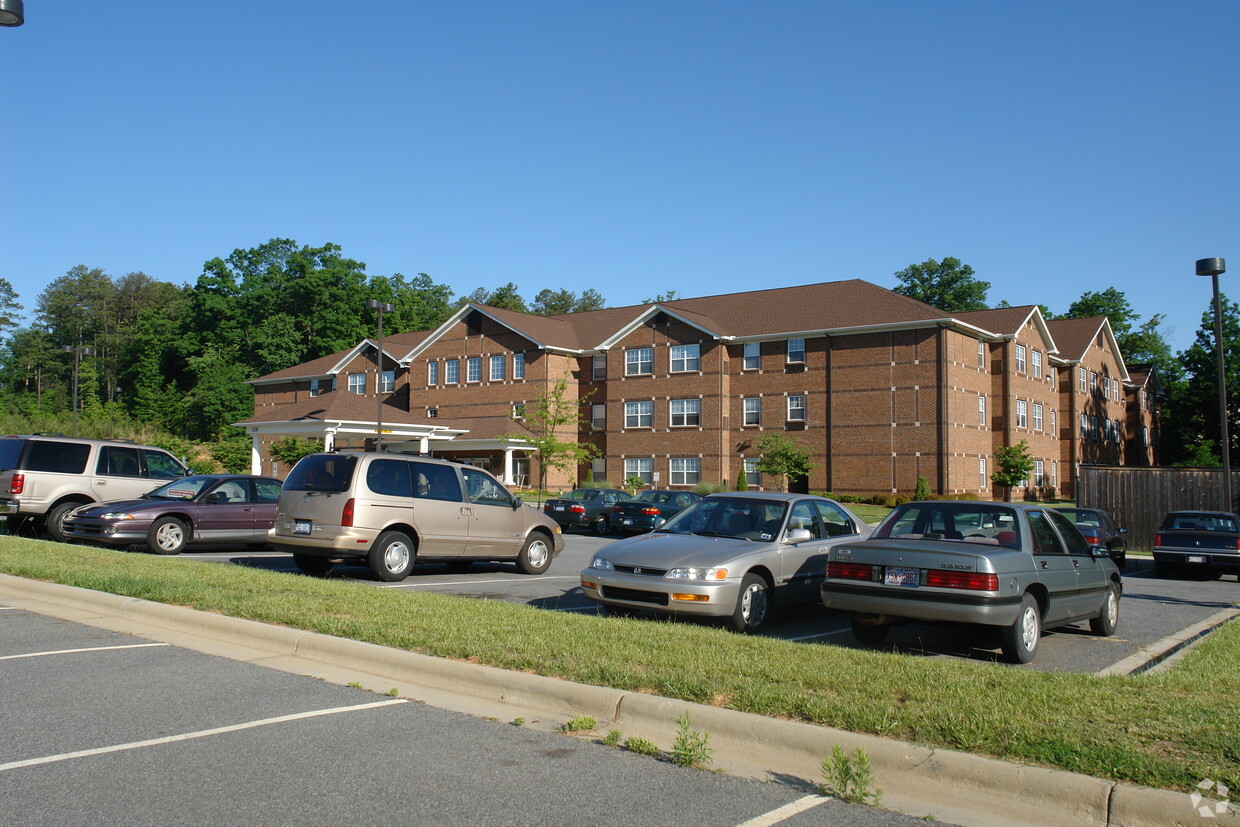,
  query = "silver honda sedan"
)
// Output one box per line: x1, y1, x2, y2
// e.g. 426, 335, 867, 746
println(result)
580, 492, 871, 632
